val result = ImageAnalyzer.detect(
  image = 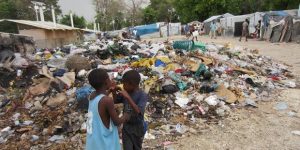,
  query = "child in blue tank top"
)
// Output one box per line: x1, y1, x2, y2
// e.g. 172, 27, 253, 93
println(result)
86, 69, 129, 150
